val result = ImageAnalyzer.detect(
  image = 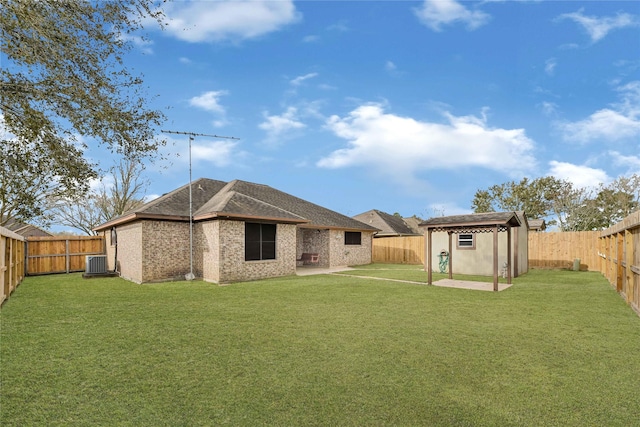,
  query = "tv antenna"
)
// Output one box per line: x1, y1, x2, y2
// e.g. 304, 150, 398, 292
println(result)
162, 130, 240, 280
